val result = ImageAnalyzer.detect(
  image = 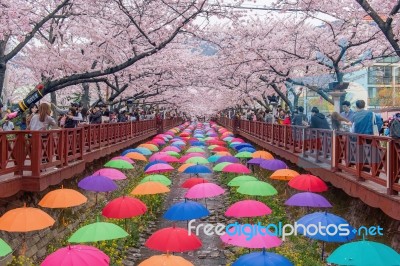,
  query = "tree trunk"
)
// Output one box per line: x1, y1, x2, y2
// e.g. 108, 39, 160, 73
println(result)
50, 91, 58, 120
81, 83, 90, 108
0, 61, 6, 101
